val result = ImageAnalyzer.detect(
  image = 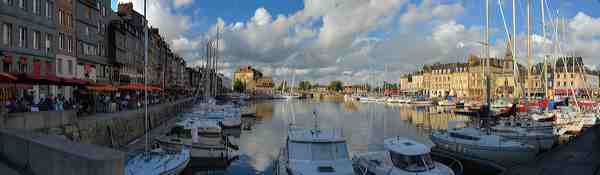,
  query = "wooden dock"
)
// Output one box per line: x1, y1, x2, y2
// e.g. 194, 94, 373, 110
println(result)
503, 126, 600, 175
